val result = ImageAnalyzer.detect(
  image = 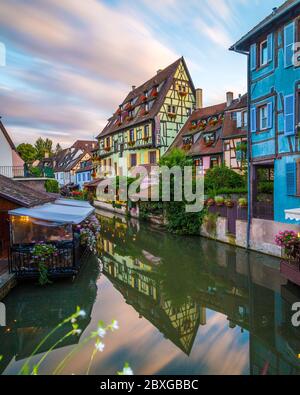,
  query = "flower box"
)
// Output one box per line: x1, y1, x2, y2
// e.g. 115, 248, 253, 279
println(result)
142, 137, 149, 143
179, 91, 188, 97
189, 124, 197, 131
128, 141, 135, 147
167, 112, 176, 119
